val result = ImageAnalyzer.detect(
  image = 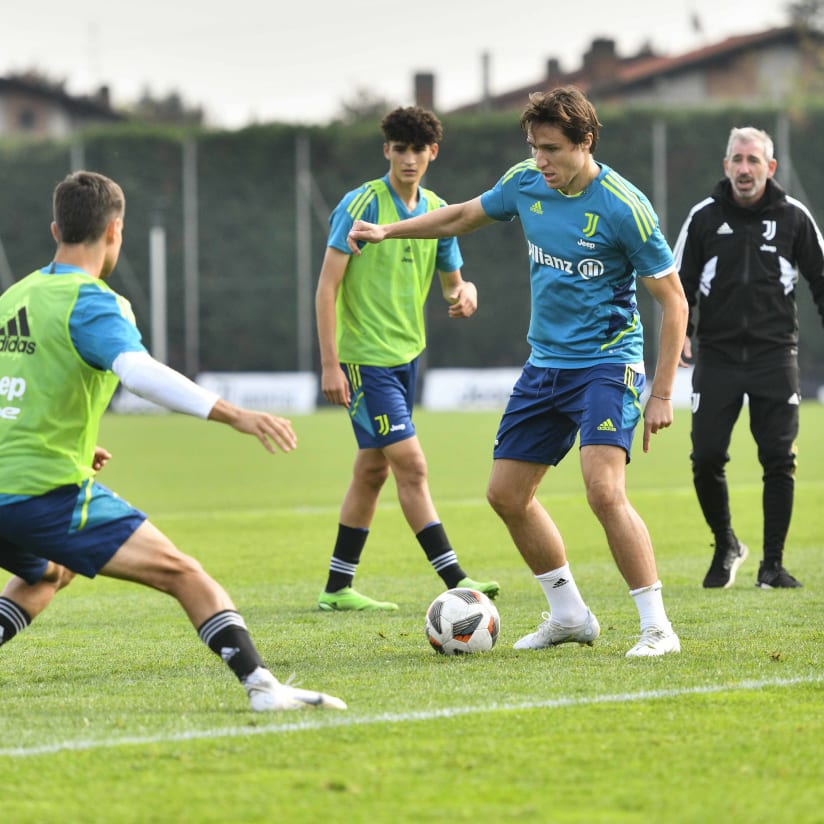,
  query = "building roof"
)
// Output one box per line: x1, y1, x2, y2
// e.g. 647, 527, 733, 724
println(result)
448, 25, 822, 114
0, 73, 122, 121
